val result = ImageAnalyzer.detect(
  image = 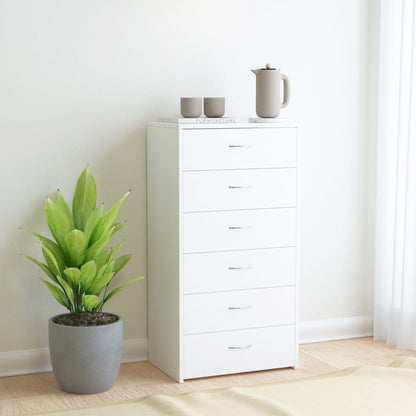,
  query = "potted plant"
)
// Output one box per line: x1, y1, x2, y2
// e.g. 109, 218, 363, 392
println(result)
23, 167, 143, 394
